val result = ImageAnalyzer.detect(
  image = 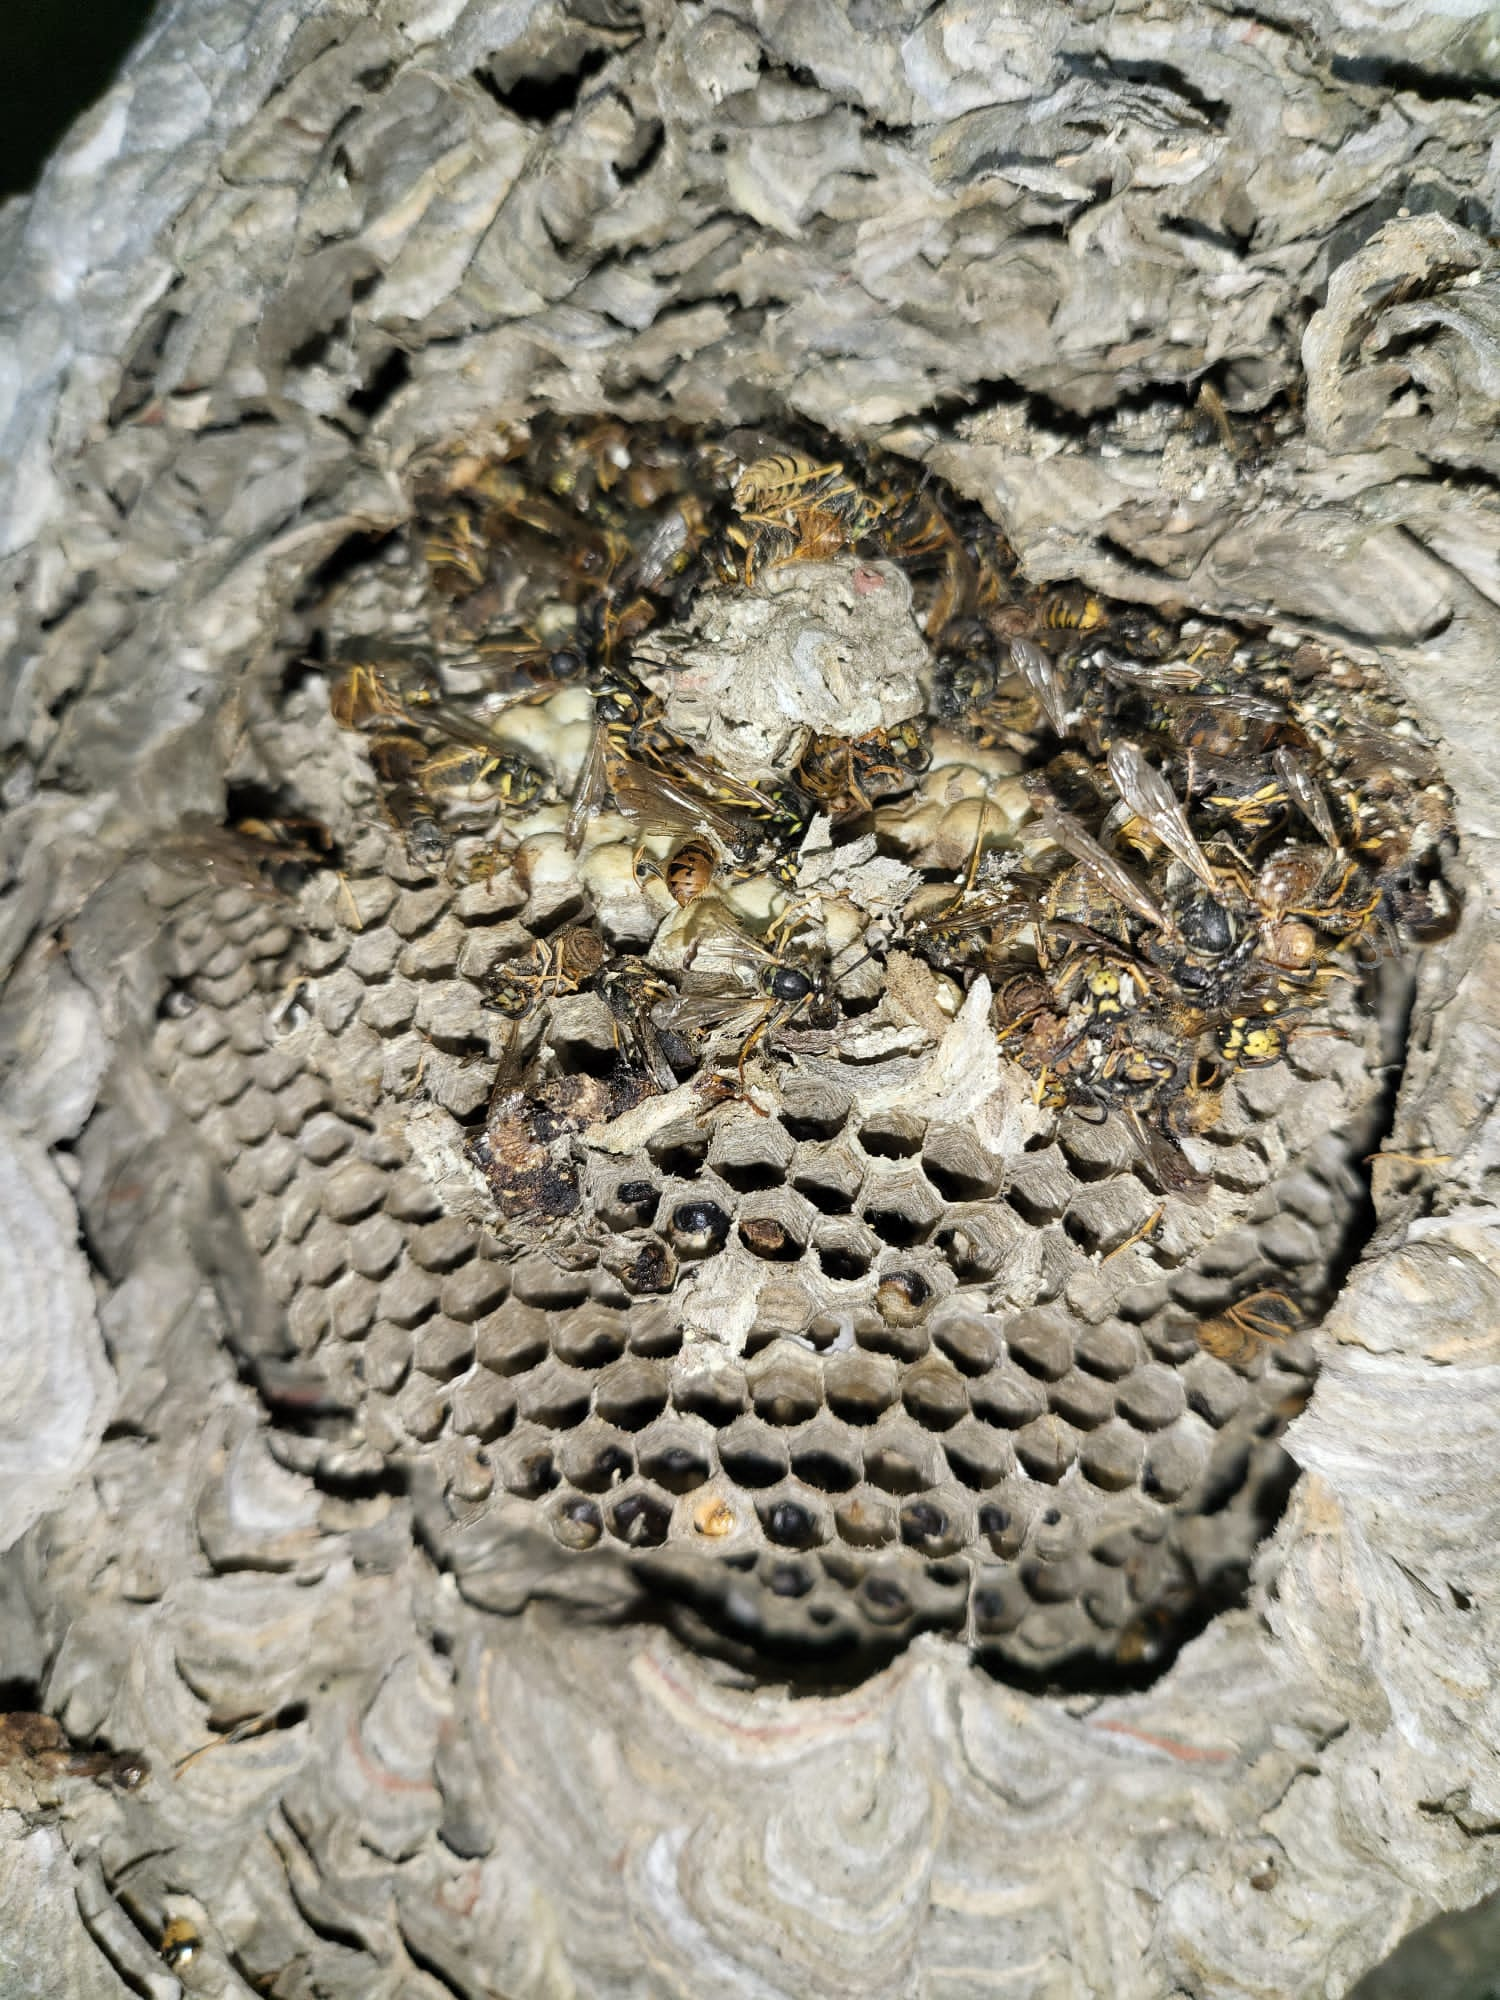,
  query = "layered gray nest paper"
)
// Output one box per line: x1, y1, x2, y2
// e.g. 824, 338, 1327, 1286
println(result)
3, 1, 1500, 1995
